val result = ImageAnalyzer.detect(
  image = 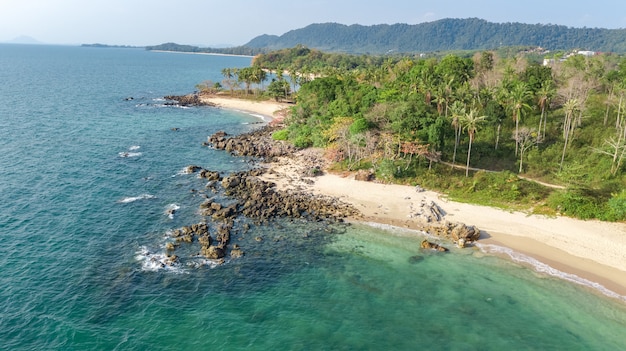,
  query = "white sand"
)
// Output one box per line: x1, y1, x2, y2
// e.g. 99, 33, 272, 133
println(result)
200, 95, 290, 123
205, 96, 626, 299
